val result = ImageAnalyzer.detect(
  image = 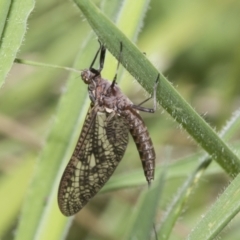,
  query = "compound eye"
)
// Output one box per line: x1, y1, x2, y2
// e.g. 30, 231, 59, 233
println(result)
81, 70, 92, 84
